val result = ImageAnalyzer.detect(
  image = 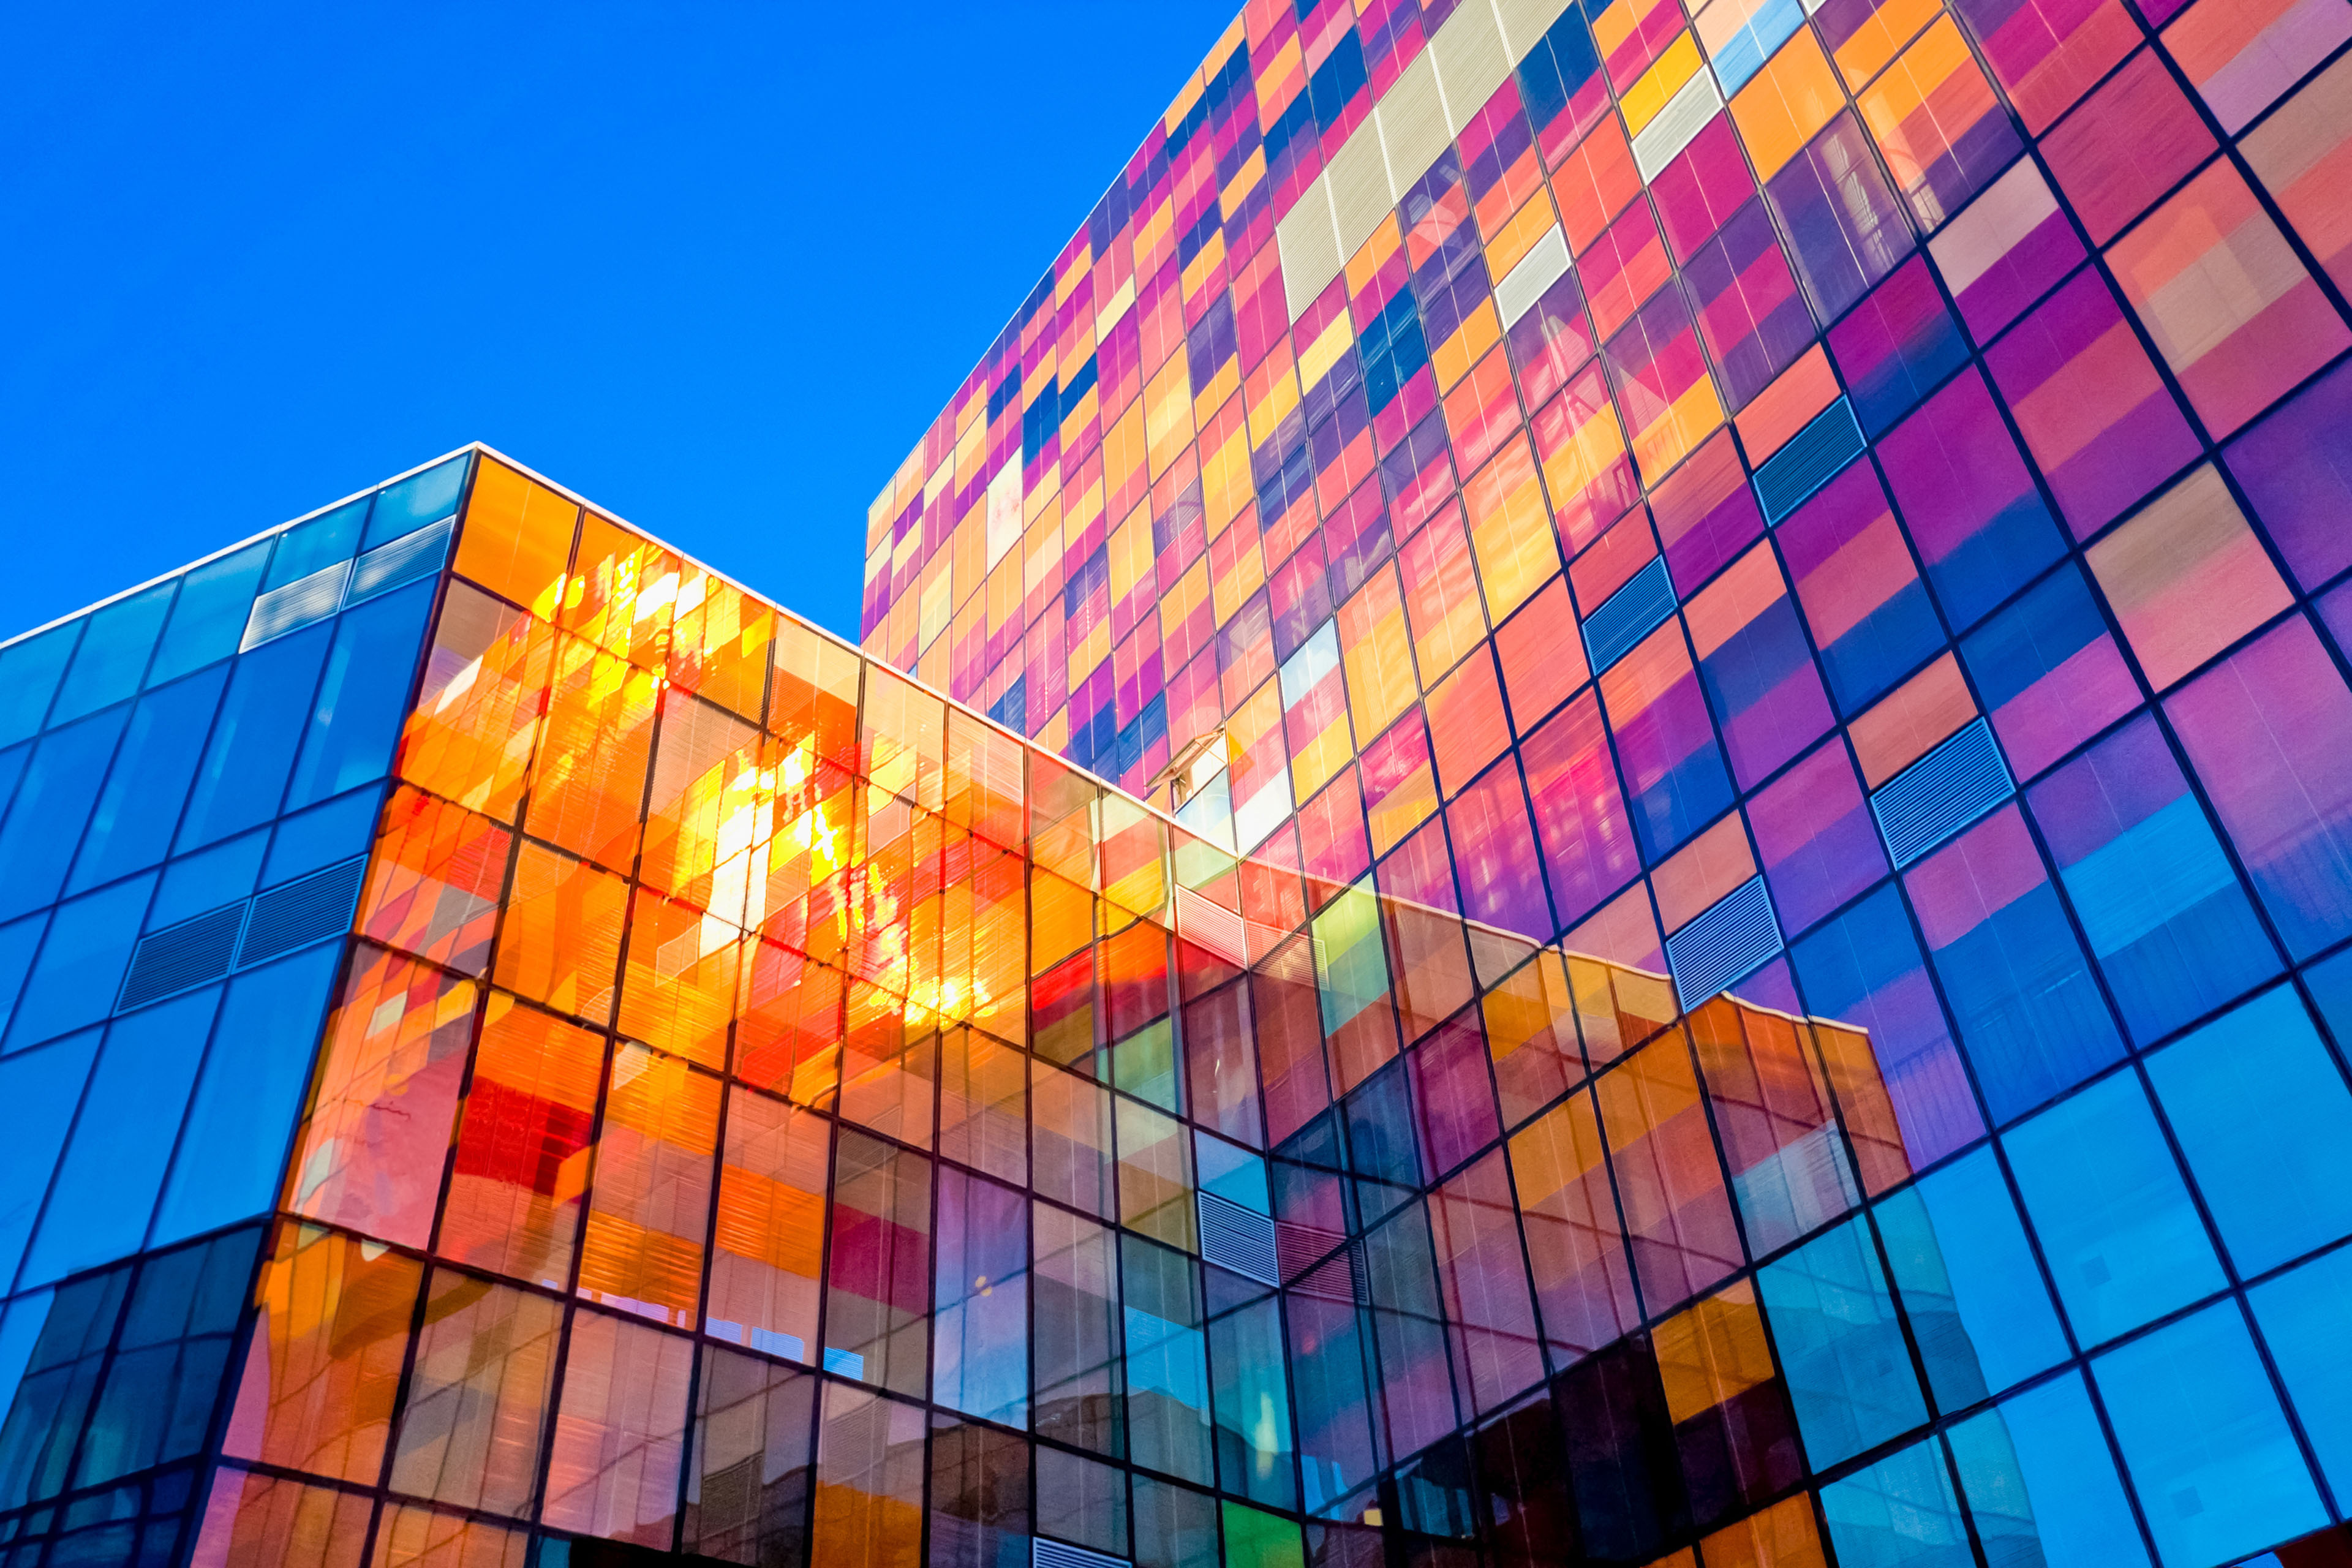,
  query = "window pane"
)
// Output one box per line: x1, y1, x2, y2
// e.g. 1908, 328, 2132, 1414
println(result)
176, 624, 333, 853
2094, 1302, 2326, 1567
541, 1308, 692, 1547
150, 543, 269, 689
1874, 1147, 2066, 1408
685, 1348, 815, 1564
1755, 1215, 1926, 1467
223, 1223, 423, 1484
1948, 1371, 2149, 1567
386, 1270, 559, 1517
2002, 1072, 2223, 1346
51, 582, 174, 727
